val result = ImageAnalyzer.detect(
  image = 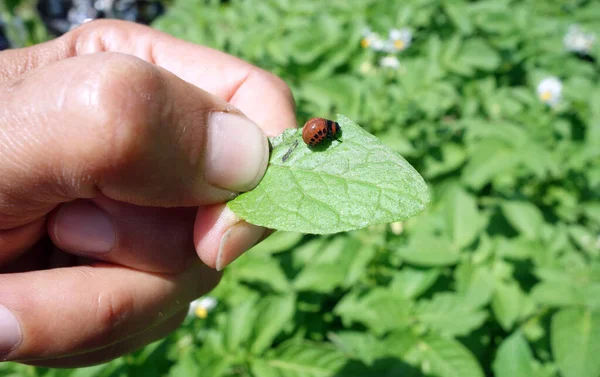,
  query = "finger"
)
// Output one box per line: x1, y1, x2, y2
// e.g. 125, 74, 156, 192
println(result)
75, 20, 297, 135
20, 308, 187, 368
194, 204, 268, 270
0, 261, 220, 361
50, 195, 270, 272
1, 20, 295, 270
48, 196, 198, 273
0, 19, 297, 136
0, 51, 270, 229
